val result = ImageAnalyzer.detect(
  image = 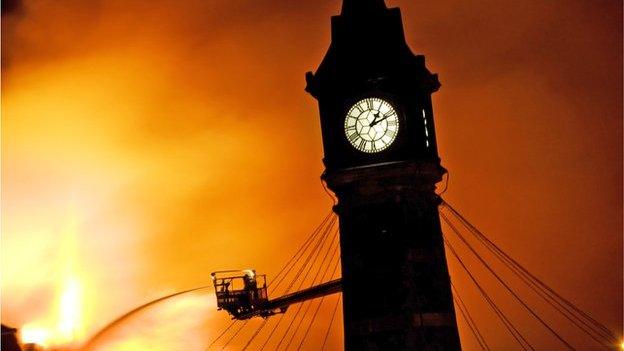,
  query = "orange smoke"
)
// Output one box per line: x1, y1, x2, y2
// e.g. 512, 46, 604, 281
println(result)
2, 0, 621, 350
